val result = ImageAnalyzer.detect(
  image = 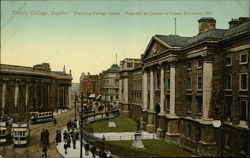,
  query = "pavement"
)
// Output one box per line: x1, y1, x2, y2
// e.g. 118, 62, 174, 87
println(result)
56, 128, 157, 158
